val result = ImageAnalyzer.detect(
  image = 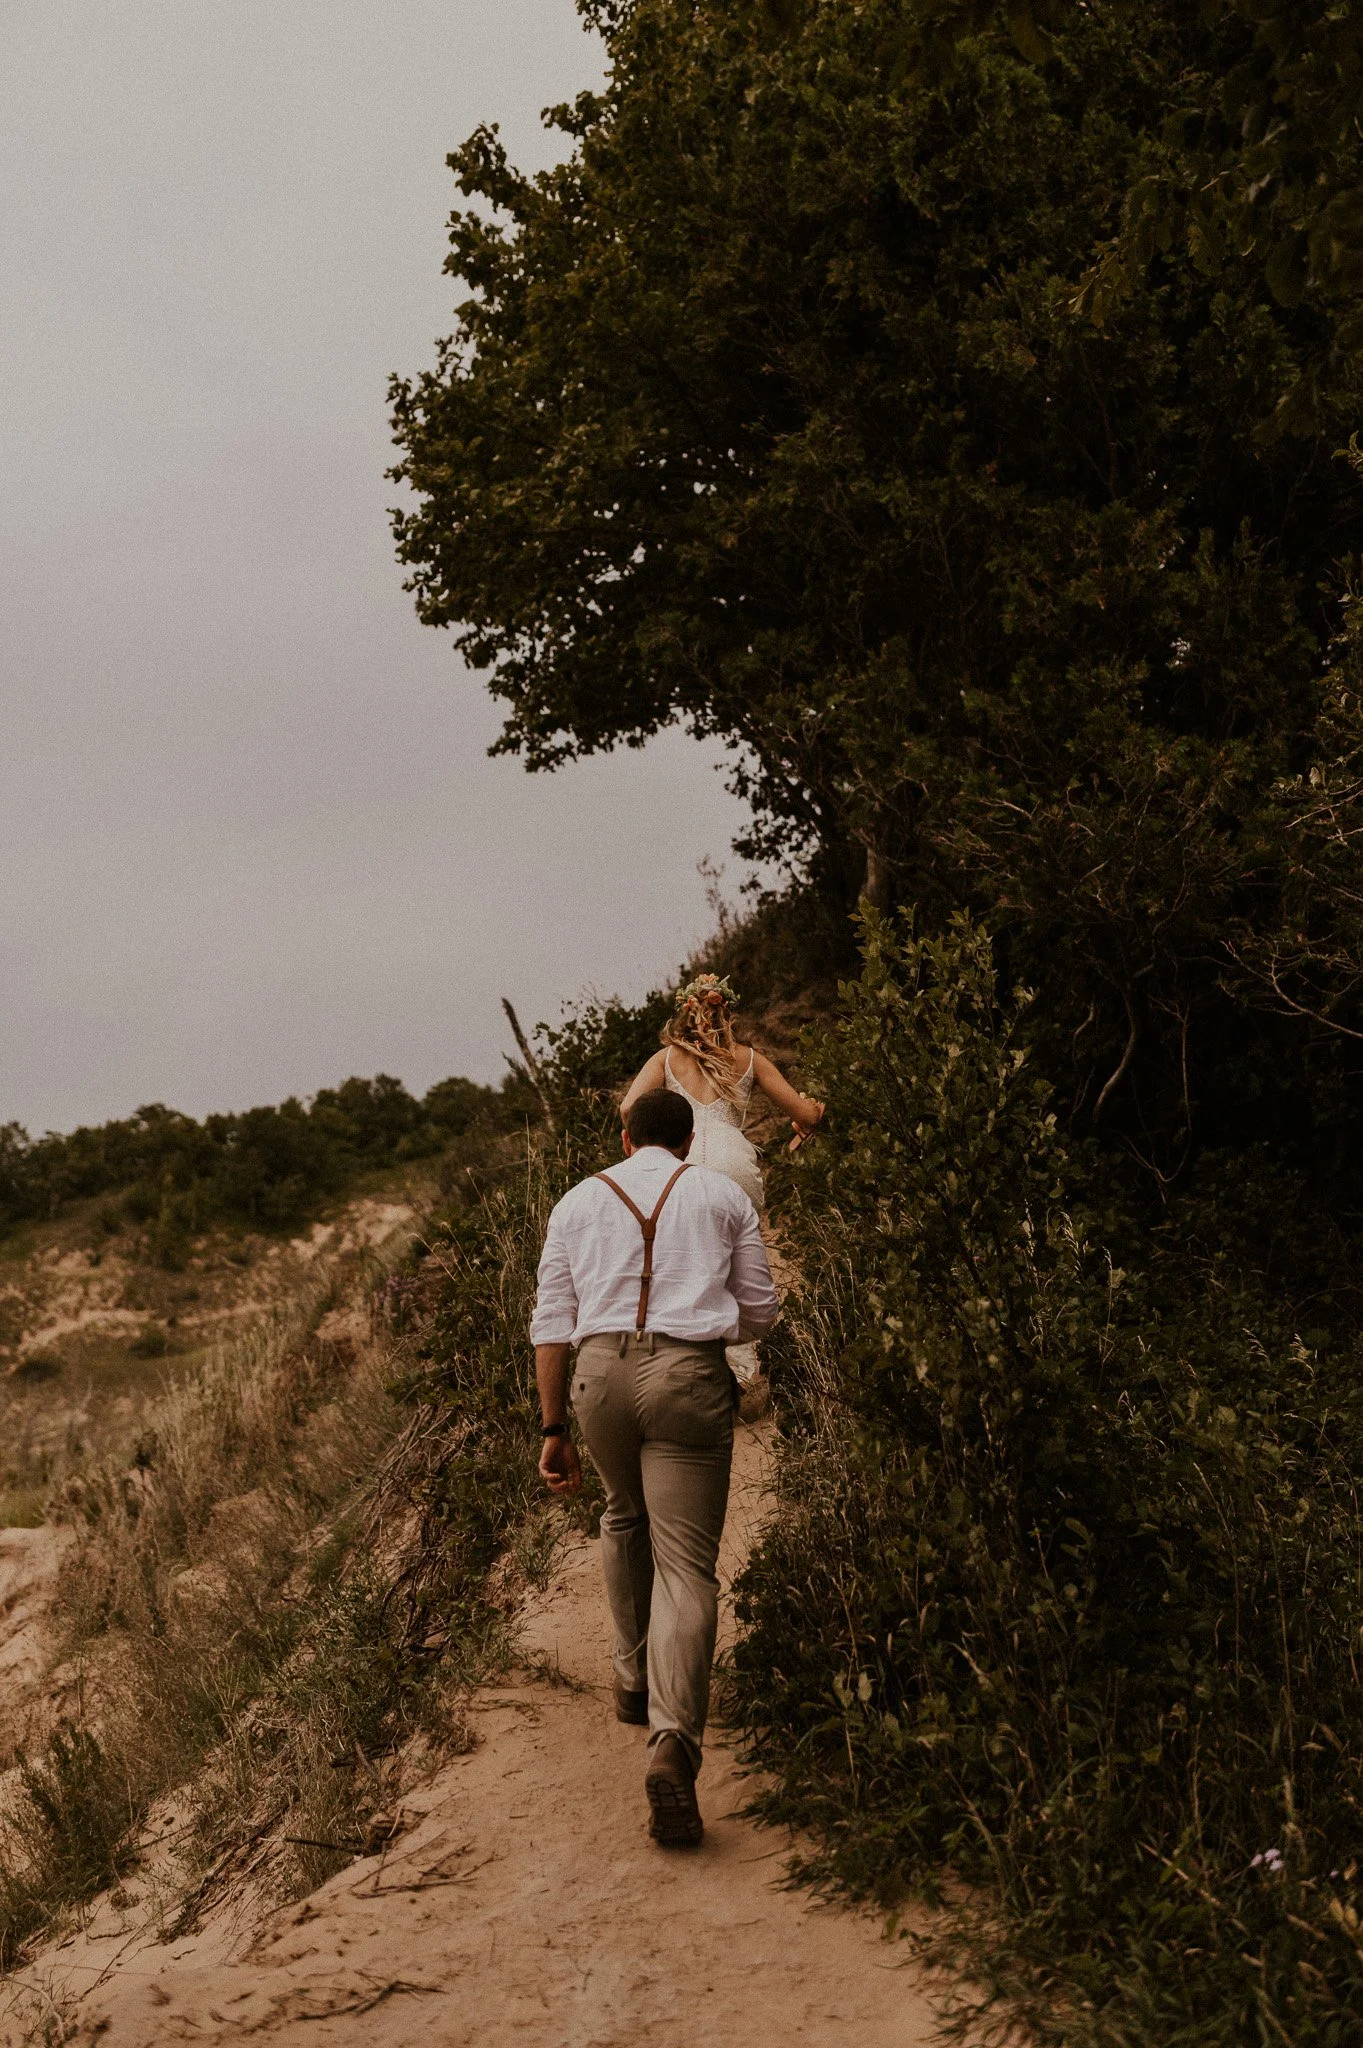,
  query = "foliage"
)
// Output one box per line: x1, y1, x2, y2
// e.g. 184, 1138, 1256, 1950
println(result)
532, 988, 672, 1155
0, 1729, 135, 1967
391, 0, 1363, 1176
0, 1069, 513, 1240
734, 912, 1363, 2043
870, 0, 1363, 395
1071, 0, 1363, 422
